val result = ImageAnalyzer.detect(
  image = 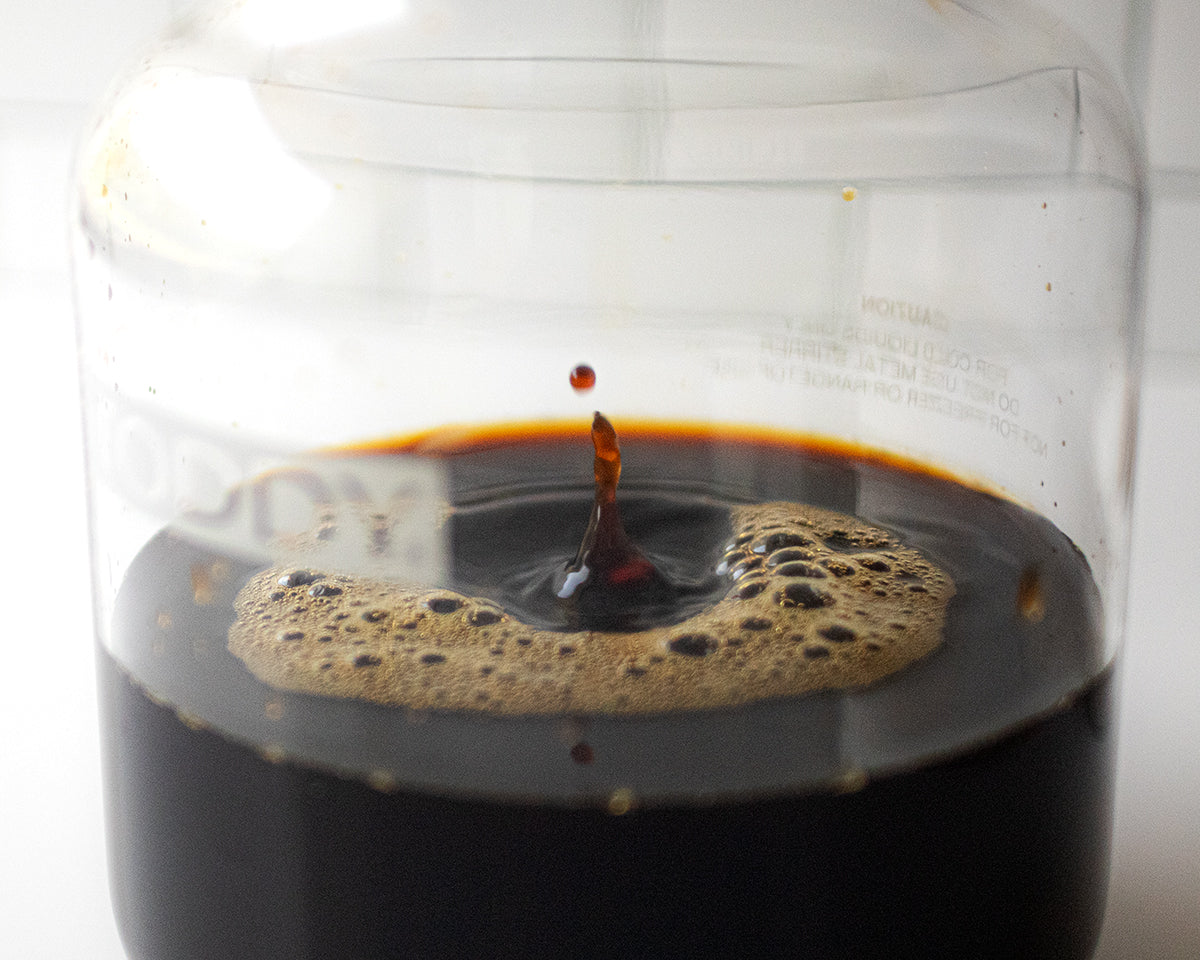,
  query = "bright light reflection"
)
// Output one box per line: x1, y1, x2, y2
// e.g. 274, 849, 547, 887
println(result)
128, 75, 332, 253
236, 0, 405, 47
